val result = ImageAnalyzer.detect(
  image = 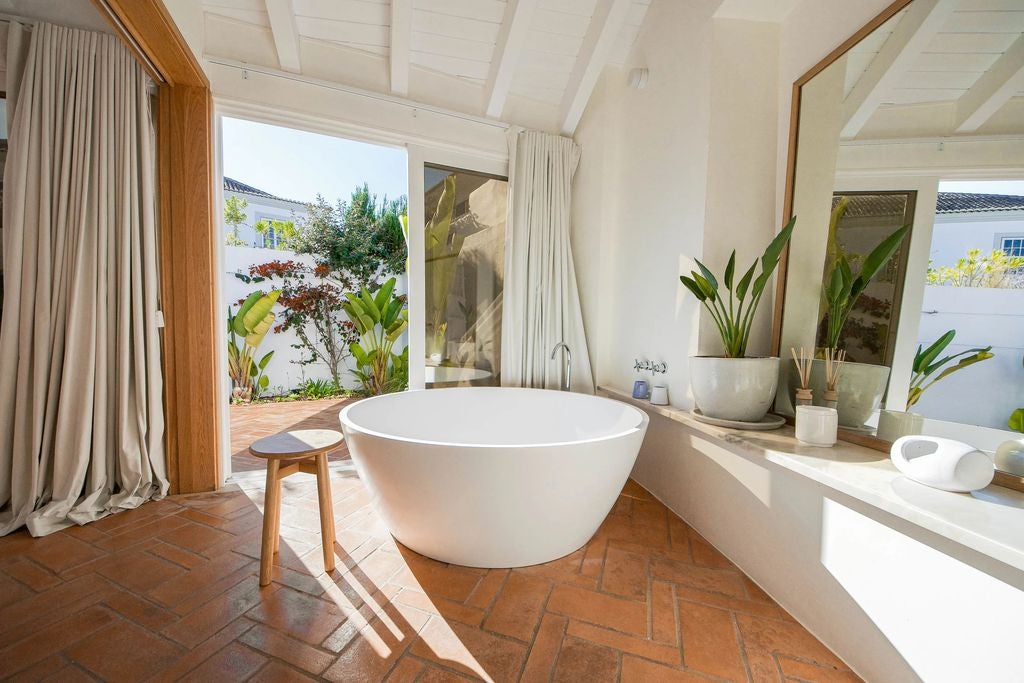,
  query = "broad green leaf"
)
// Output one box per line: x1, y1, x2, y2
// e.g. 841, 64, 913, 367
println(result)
692, 273, 717, 300
694, 259, 718, 292
914, 329, 955, 374
851, 224, 909, 298
374, 277, 396, 312
1009, 408, 1024, 432
242, 290, 280, 335
735, 262, 756, 301
234, 291, 263, 335
679, 275, 708, 302
258, 350, 274, 370
245, 311, 276, 348
724, 252, 736, 291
